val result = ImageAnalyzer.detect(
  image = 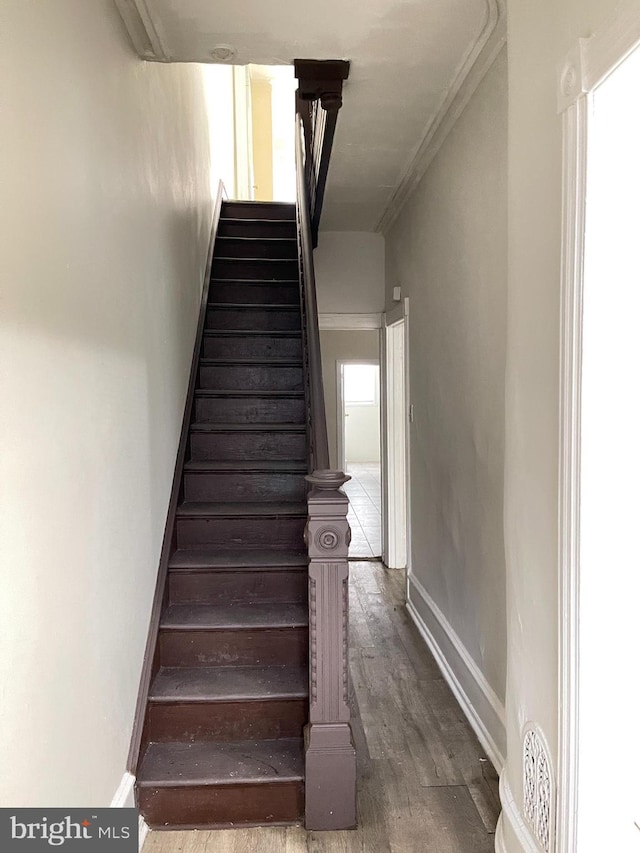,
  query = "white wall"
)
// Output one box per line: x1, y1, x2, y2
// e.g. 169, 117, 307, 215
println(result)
320, 331, 381, 469
500, 1, 623, 850
315, 232, 385, 314
385, 48, 508, 763
0, 0, 215, 807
